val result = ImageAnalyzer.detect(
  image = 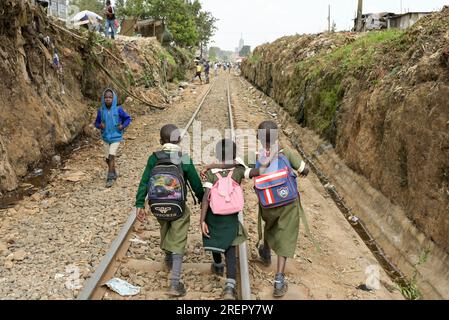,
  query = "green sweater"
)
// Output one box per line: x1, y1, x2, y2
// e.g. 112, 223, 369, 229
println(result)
135, 147, 204, 209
